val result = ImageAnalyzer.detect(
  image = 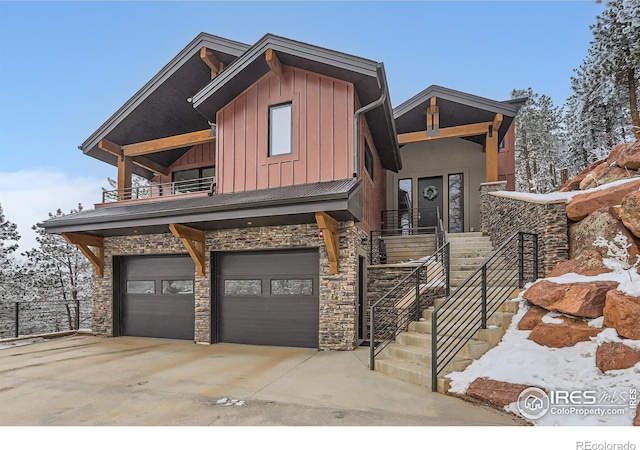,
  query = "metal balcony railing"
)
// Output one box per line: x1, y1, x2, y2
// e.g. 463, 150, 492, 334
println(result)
381, 207, 441, 235
101, 176, 216, 203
